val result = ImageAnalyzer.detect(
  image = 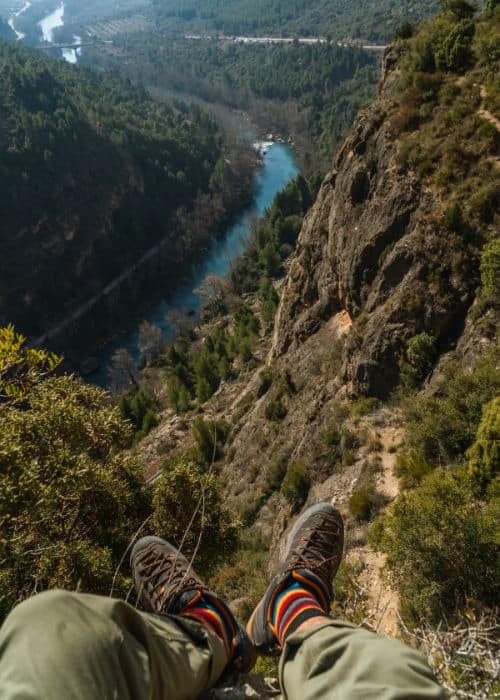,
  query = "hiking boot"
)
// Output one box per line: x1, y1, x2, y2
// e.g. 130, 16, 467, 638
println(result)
130, 535, 256, 673
247, 502, 344, 655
